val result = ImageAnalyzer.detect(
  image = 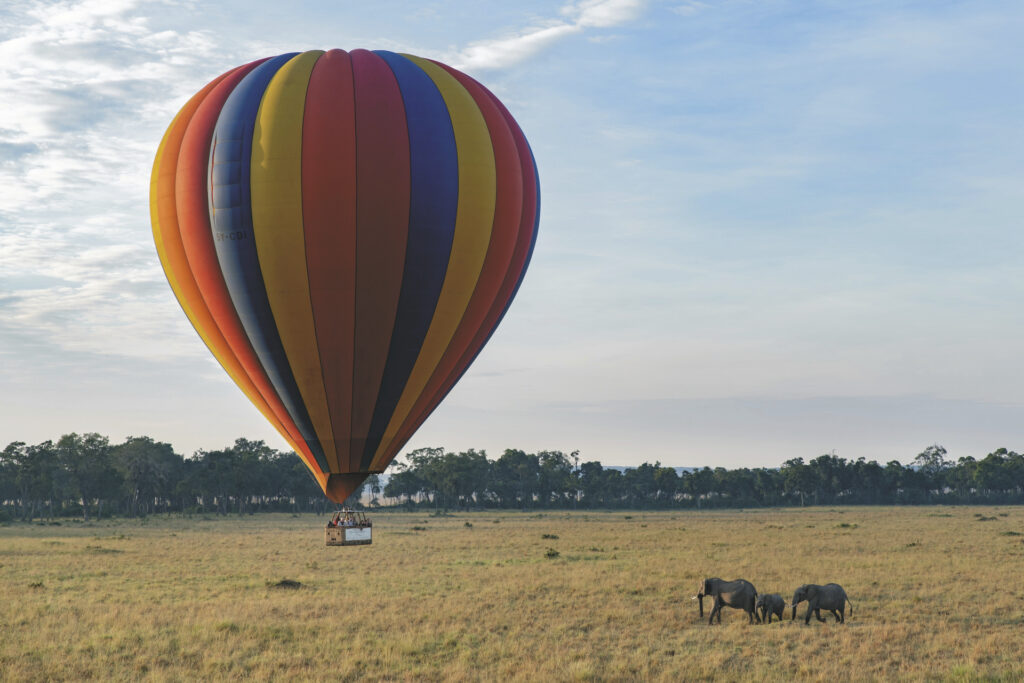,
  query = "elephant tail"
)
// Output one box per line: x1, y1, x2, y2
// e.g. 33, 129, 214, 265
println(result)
847, 597, 854, 617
